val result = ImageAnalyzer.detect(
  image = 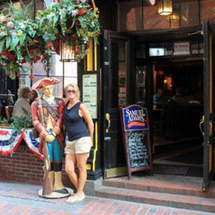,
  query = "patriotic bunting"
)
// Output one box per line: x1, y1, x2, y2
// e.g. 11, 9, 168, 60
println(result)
0, 128, 43, 160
